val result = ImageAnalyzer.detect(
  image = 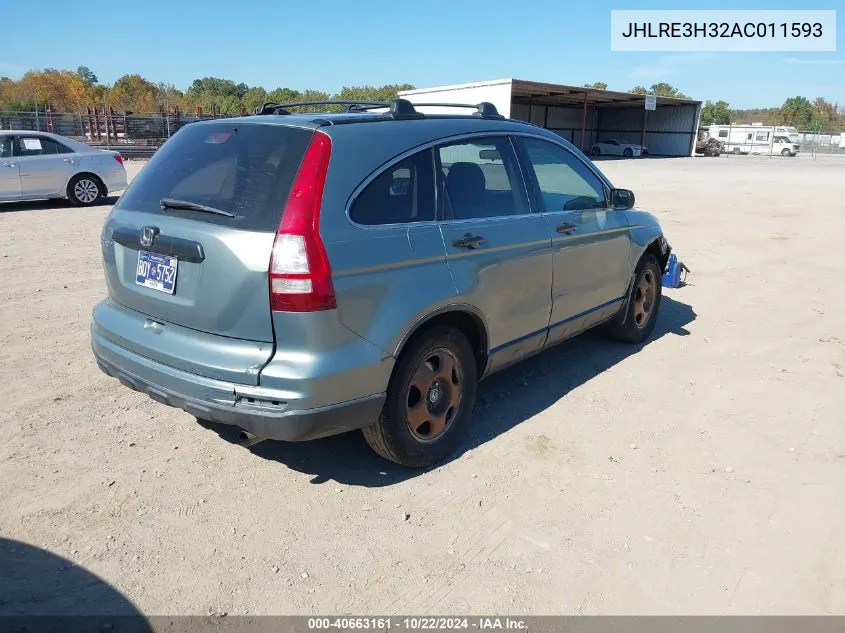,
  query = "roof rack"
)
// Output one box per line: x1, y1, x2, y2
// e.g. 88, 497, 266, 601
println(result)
254, 99, 503, 120
411, 102, 504, 119
255, 99, 422, 118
